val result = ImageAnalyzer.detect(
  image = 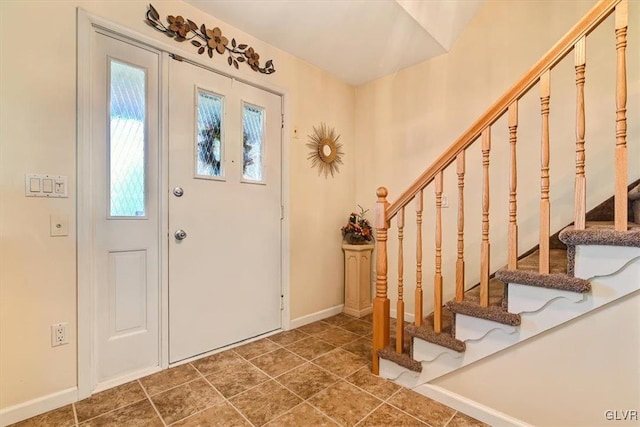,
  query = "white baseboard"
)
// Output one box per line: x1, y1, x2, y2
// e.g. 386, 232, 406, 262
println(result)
0, 387, 78, 427
289, 304, 344, 329
414, 384, 532, 427
390, 308, 415, 323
